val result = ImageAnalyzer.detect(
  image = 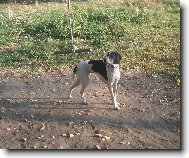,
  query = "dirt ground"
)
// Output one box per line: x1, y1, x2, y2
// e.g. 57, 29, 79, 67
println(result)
0, 67, 180, 149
